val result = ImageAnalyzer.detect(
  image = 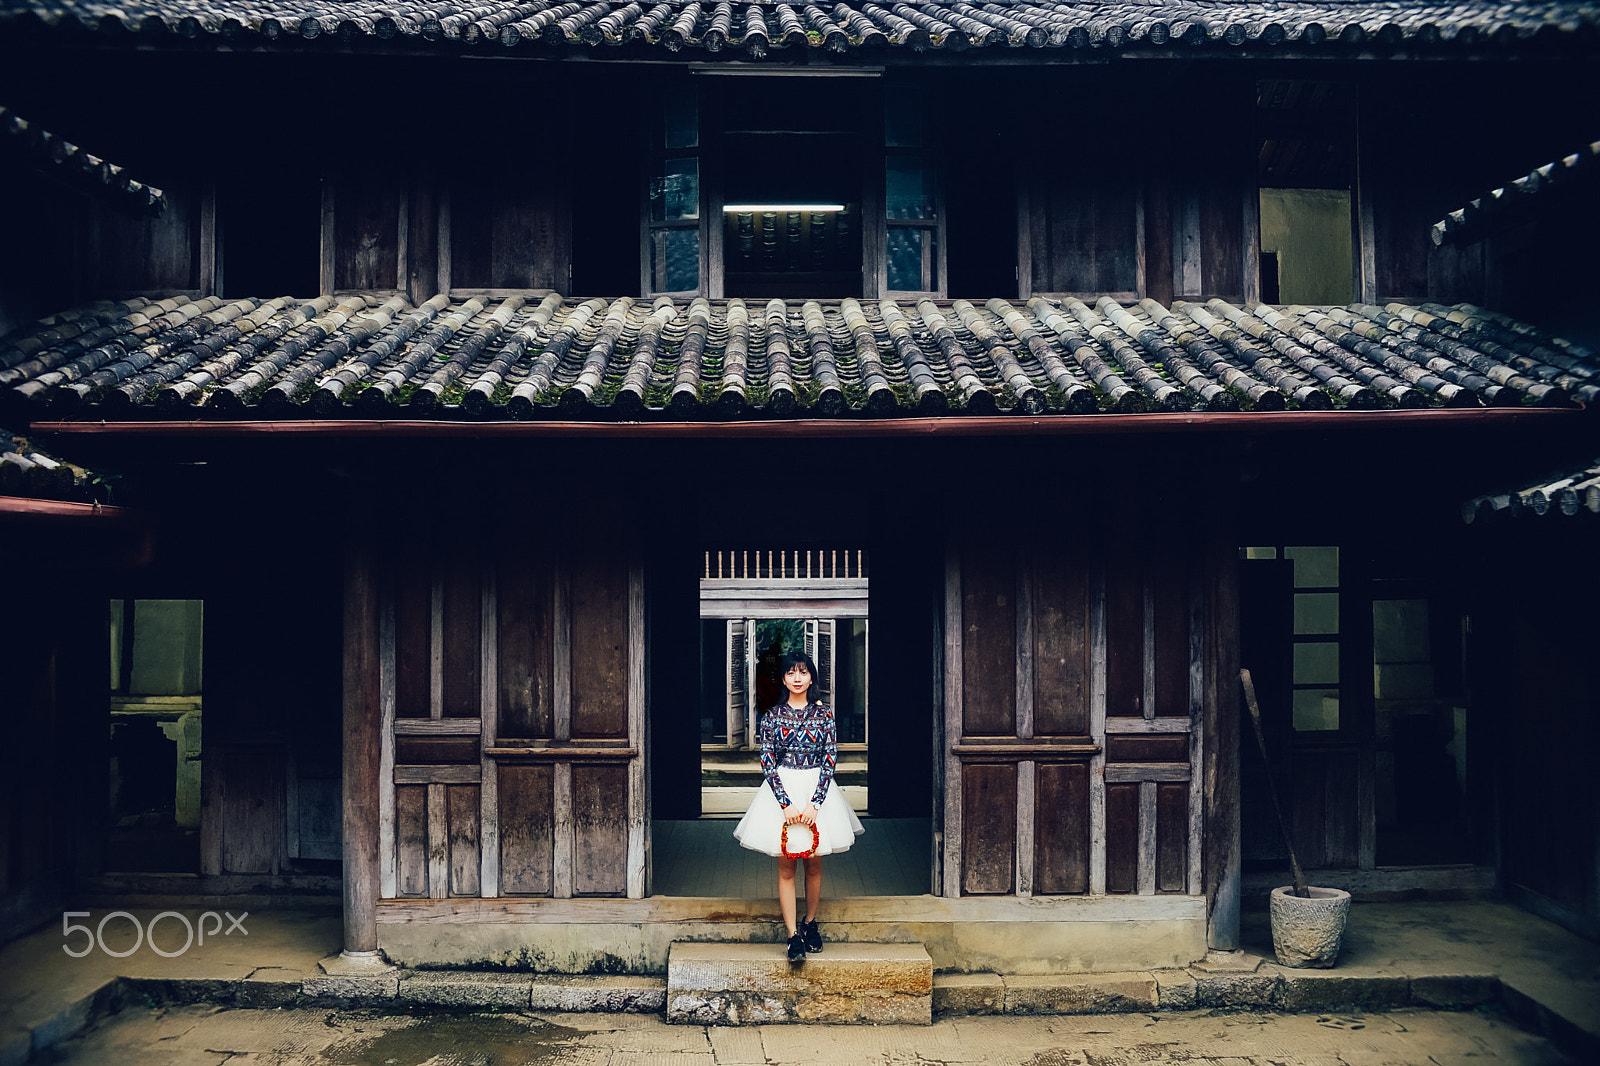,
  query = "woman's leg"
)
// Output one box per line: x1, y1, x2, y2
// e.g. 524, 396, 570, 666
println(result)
803, 857, 822, 922
777, 856, 799, 935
